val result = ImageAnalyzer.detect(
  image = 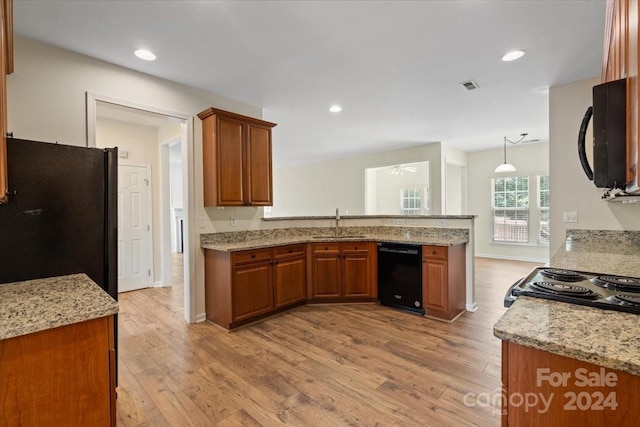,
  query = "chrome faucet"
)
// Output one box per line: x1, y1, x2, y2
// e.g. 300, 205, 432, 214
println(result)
335, 208, 340, 235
